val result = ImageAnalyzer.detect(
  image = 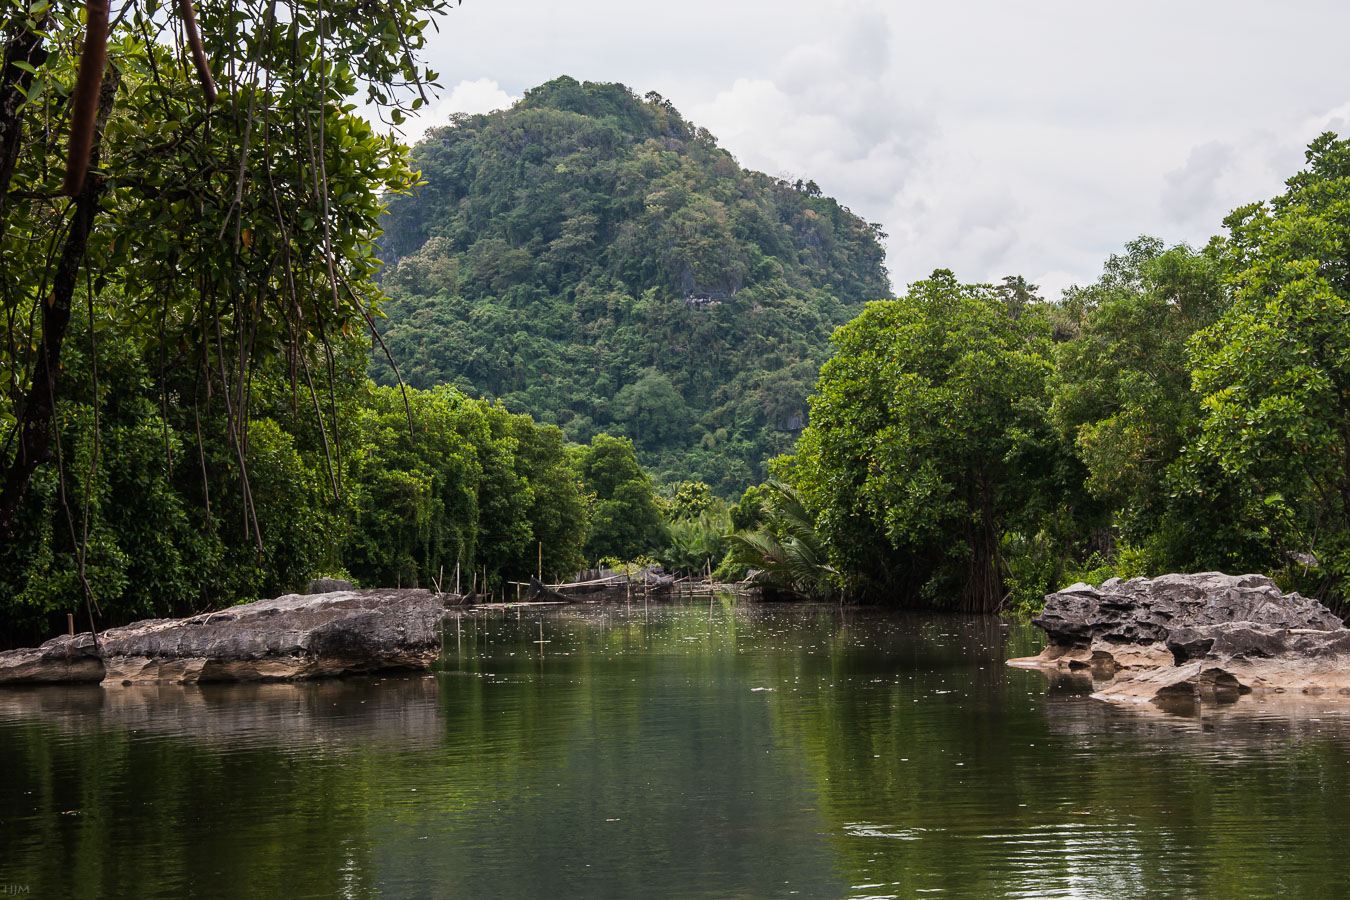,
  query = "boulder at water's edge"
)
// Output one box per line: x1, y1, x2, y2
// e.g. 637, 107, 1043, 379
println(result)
0, 589, 452, 686
1008, 572, 1350, 704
